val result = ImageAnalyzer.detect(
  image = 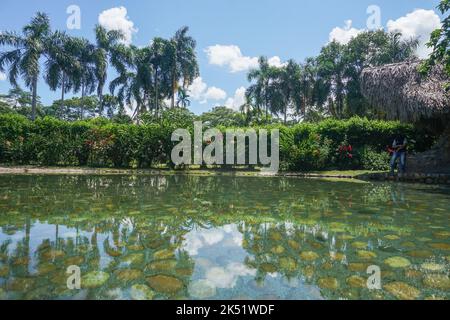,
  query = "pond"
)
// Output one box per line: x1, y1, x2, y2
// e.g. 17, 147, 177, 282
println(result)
0, 174, 449, 300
